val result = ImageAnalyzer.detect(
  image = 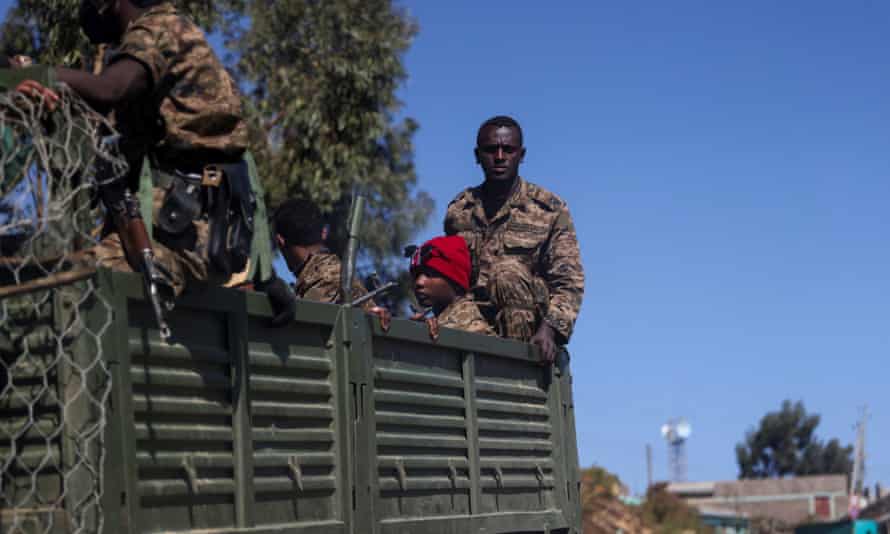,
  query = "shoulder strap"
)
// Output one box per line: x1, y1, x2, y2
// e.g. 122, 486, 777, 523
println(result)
244, 151, 273, 283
